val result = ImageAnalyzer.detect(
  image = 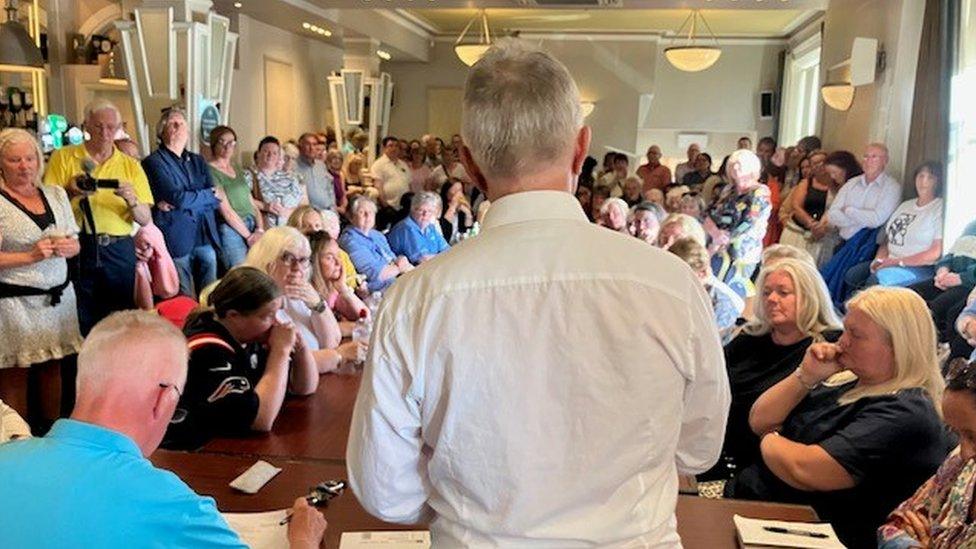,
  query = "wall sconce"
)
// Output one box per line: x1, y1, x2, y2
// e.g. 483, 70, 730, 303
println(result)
821, 37, 883, 112
820, 83, 855, 111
